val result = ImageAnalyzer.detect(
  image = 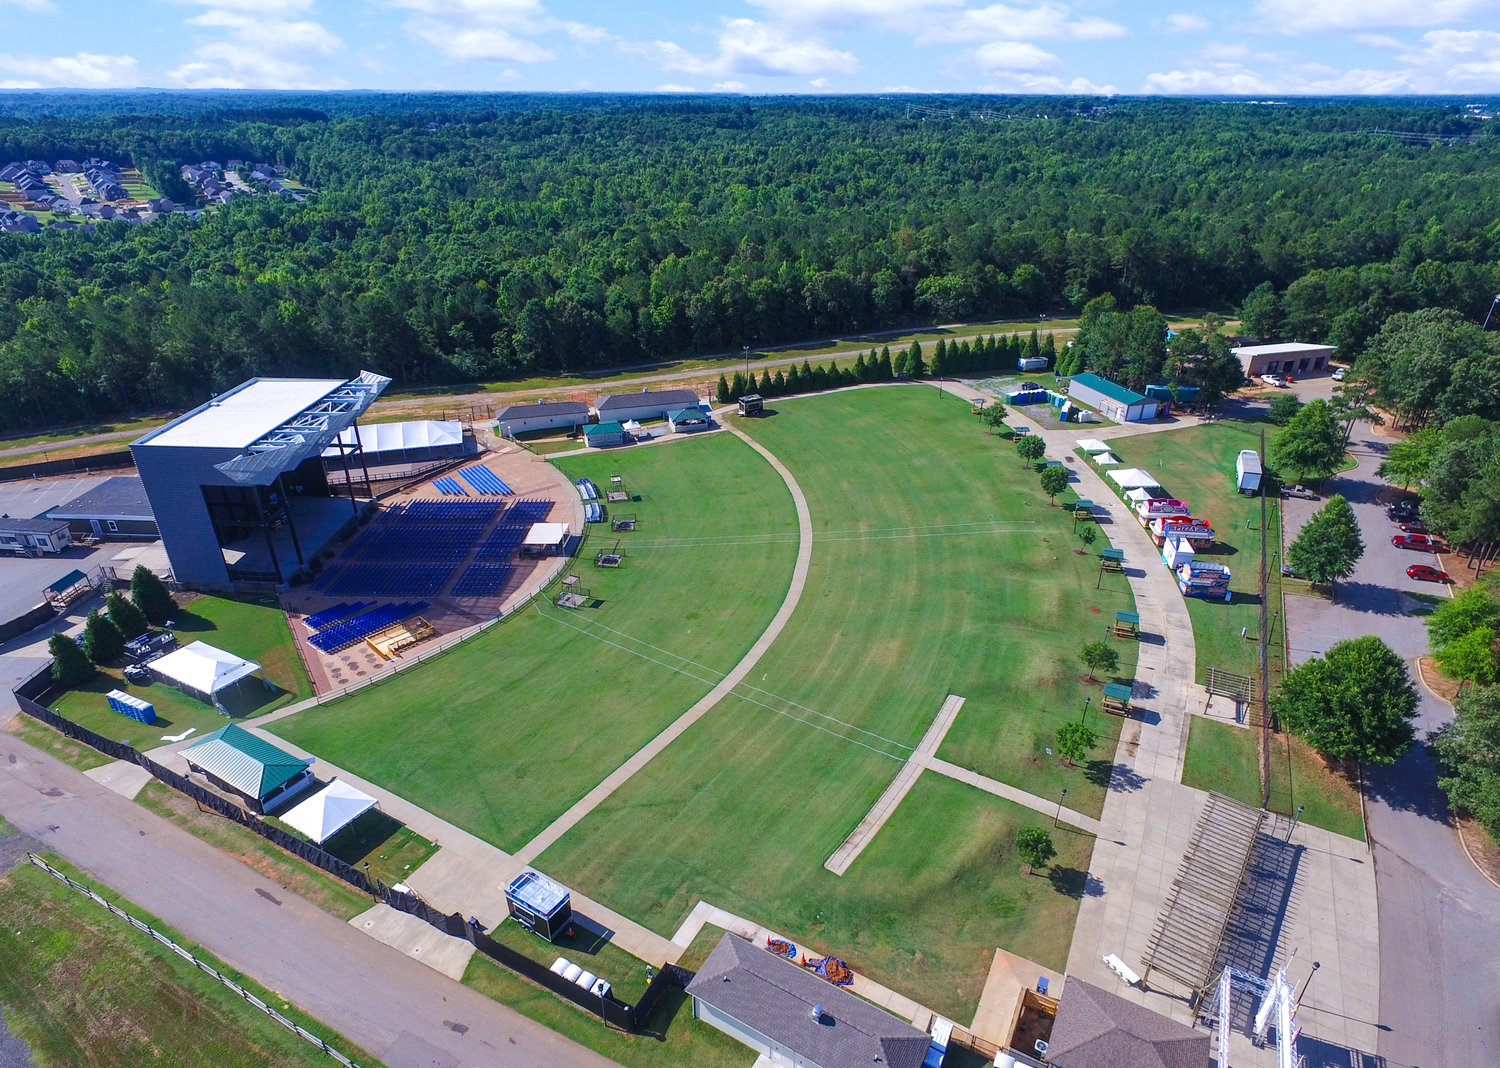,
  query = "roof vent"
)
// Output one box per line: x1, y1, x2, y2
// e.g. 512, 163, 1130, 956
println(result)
812, 1004, 823, 1020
